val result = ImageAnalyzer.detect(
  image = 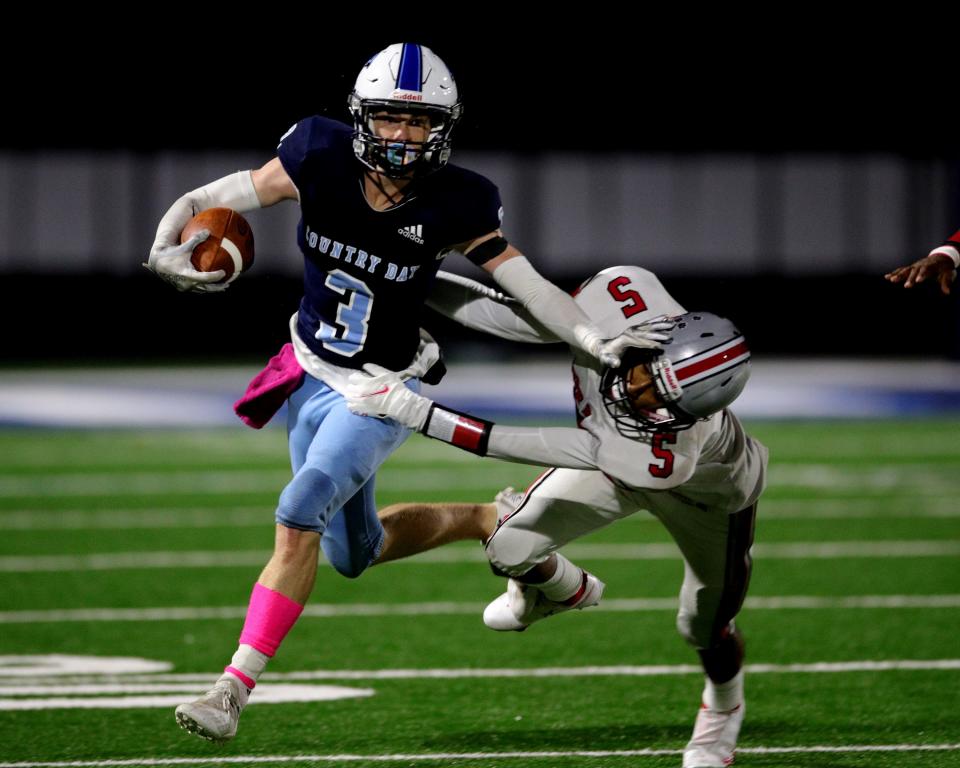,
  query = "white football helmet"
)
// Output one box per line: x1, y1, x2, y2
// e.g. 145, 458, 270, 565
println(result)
601, 312, 752, 436
348, 43, 463, 178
